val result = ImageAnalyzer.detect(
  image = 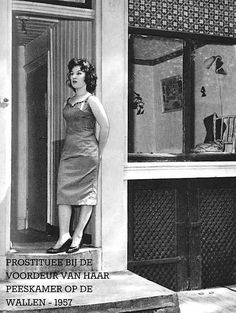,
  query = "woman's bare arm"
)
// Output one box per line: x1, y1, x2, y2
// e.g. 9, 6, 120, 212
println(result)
88, 96, 110, 156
